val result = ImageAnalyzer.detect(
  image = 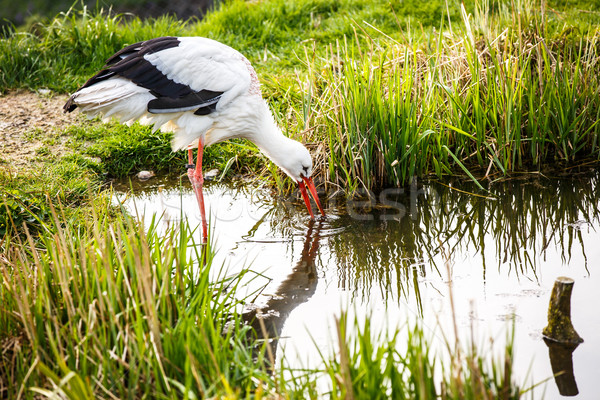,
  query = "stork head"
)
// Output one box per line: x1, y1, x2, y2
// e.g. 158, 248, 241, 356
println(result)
272, 139, 325, 219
